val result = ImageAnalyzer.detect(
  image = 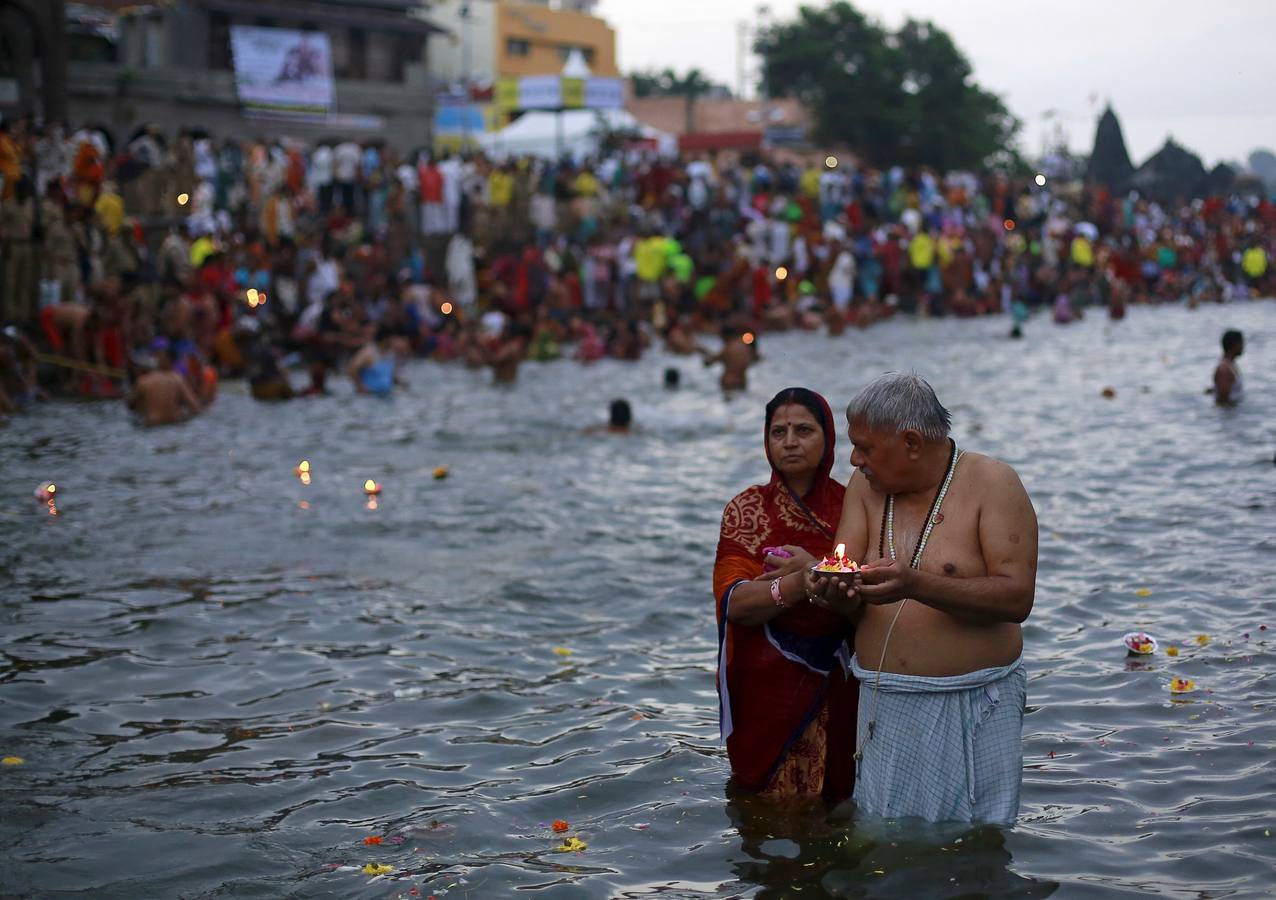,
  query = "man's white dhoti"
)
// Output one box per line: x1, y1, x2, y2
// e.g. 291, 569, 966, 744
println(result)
850, 654, 1026, 826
